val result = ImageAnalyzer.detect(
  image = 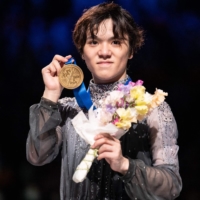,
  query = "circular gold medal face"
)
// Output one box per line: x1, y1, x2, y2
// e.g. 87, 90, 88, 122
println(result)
58, 64, 84, 89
